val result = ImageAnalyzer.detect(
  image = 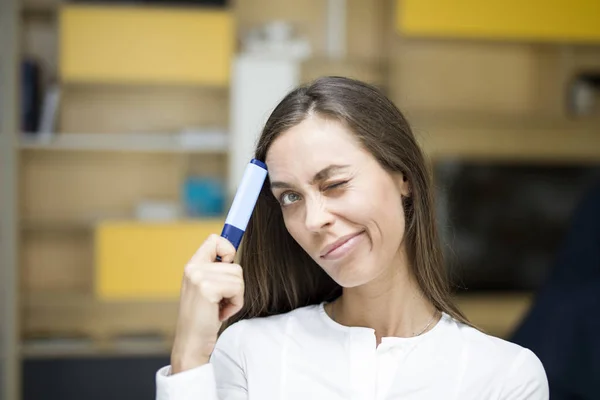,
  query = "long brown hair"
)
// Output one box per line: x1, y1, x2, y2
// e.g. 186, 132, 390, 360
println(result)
223, 76, 469, 330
